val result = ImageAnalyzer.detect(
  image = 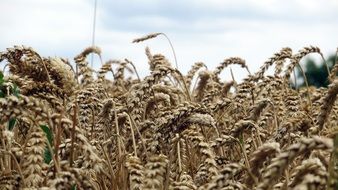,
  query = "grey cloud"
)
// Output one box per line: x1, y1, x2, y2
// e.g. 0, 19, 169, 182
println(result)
92, 0, 338, 34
